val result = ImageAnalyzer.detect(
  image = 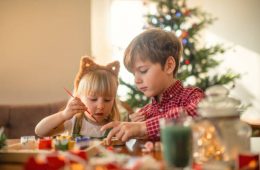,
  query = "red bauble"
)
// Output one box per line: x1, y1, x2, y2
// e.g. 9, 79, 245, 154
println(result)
185, 59, 190, 65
